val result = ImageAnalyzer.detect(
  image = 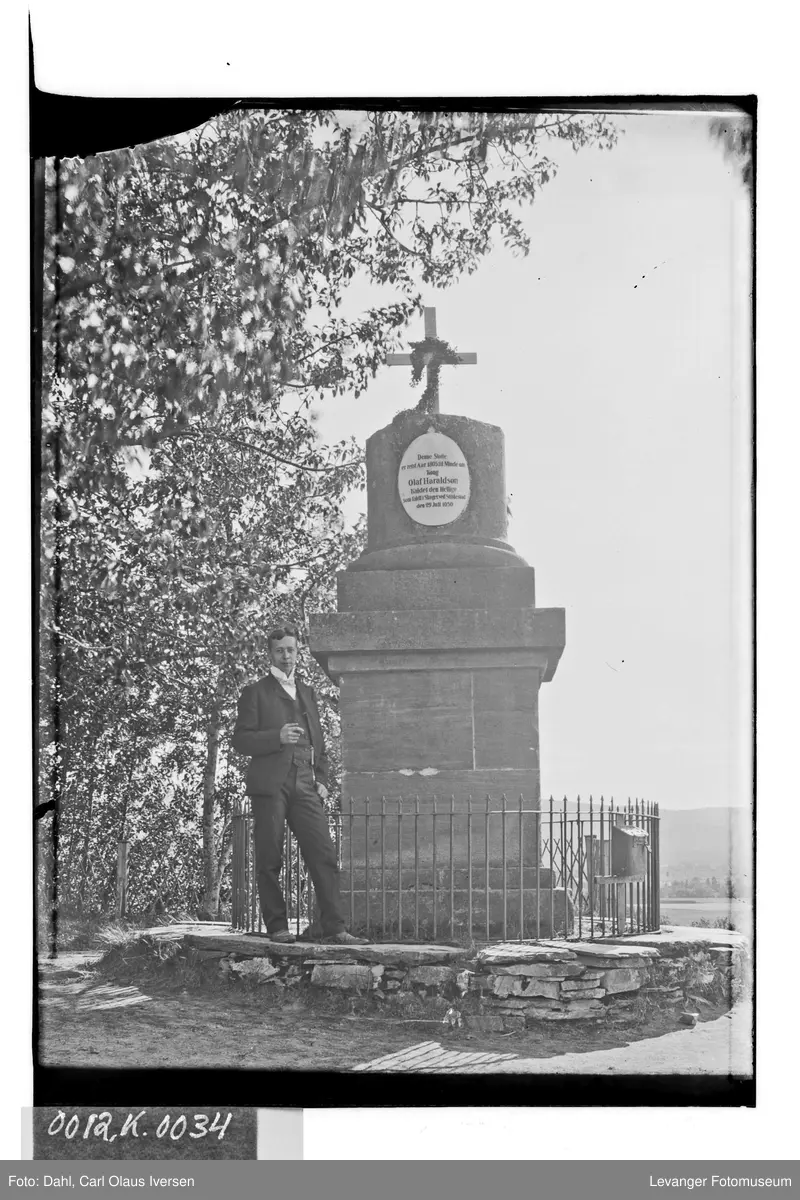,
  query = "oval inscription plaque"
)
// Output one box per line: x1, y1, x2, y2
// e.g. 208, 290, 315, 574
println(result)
398, 428, 470, 526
